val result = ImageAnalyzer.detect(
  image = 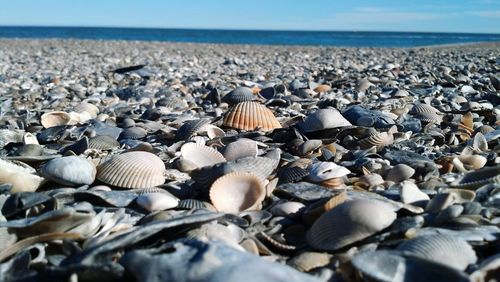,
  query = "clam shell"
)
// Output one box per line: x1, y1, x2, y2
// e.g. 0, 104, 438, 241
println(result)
41, 111, 79, 128
222, 138, 258, 161
209, 172, 266, 214
450, 166, 500, 189
457, 155, 487, 170
358, 132, 394, 150
444, 188, 475, 203
222, 87, 255, 105
299, 108, 351, 133
74, 102, 99, 118
40, 156, 96, 186
313, 84, 331, 93
88, 135, 120, 150
308, 162, 350, 182
270, 202, 305, 218
397, 234, 477, 270
306, 199, 396, 251
386, 164, 415, 182
223, 101, 281, 131
180, 142, 226, 168
0, 159, 45, 192
136, 192, 179, 211
23, 132, 38, 145
96, 151, 165, 189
